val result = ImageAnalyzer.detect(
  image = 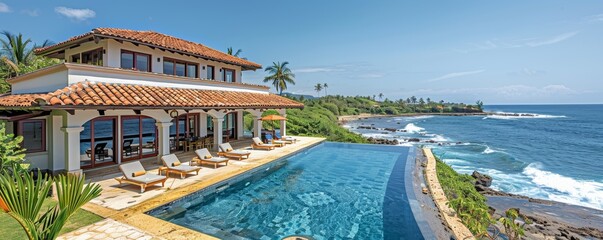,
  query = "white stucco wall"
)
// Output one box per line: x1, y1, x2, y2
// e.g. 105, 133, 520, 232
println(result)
11, 69, 69, 94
